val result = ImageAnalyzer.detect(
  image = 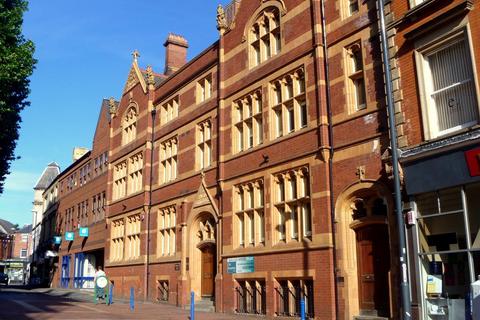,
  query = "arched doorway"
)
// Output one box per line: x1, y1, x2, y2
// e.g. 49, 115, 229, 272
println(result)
189, 213, 217, 300
335, 182, 393, 319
